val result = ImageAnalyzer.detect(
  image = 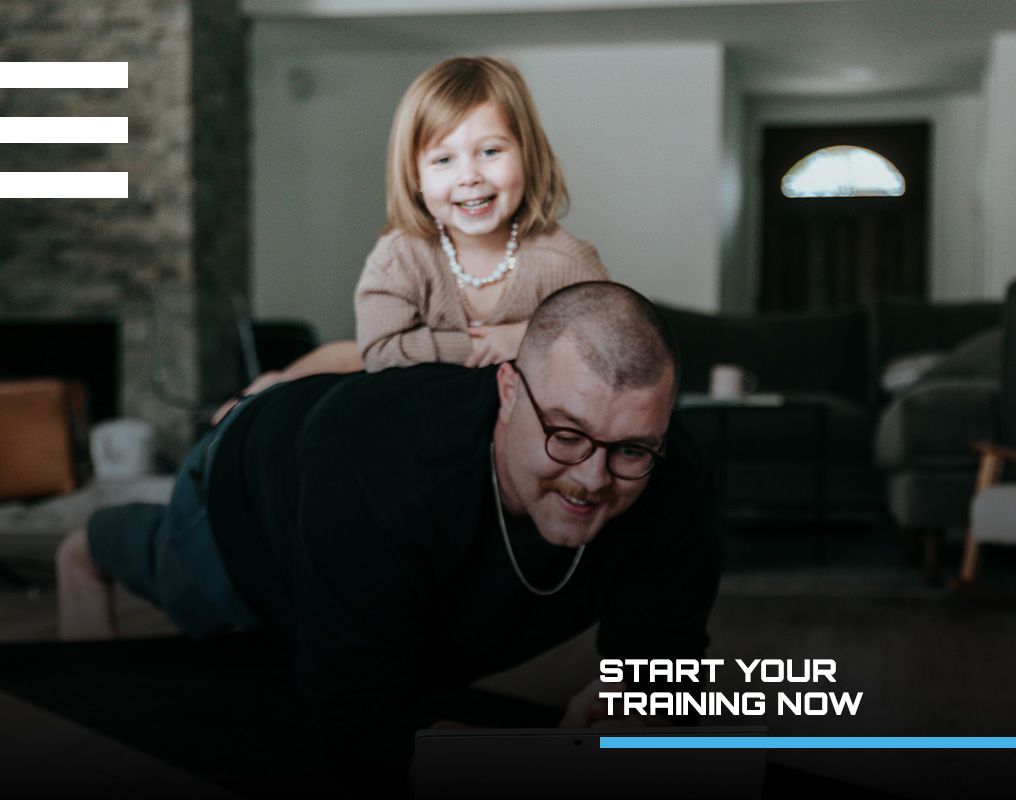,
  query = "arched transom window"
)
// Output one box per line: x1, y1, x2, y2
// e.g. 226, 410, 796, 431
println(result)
781, 145, 906, 198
